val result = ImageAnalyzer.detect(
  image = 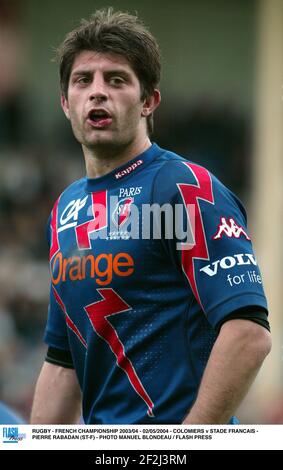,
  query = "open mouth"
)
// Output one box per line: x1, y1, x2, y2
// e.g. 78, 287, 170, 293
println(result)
88, 109, 110, 122
87, 109, 113, 128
